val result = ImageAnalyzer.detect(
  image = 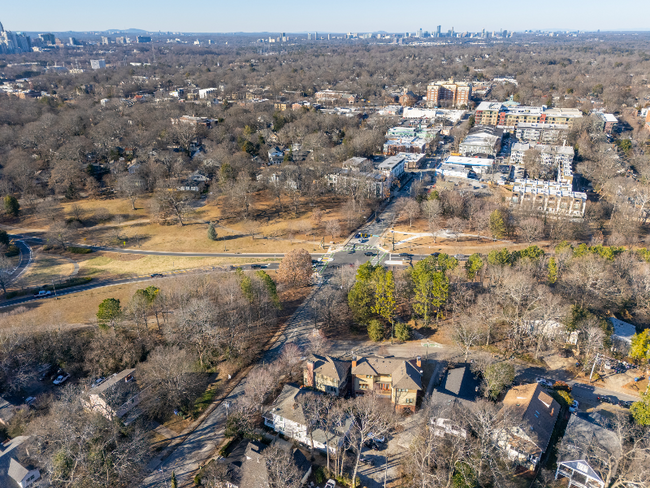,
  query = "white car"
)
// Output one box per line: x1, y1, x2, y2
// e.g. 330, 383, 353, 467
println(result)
536, 377, 553, 388
368, 433, 385, 443
569, 400, 579, 413
325, 480, 336, 488
53, 373, 70, 385
35, 290, 52, 297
